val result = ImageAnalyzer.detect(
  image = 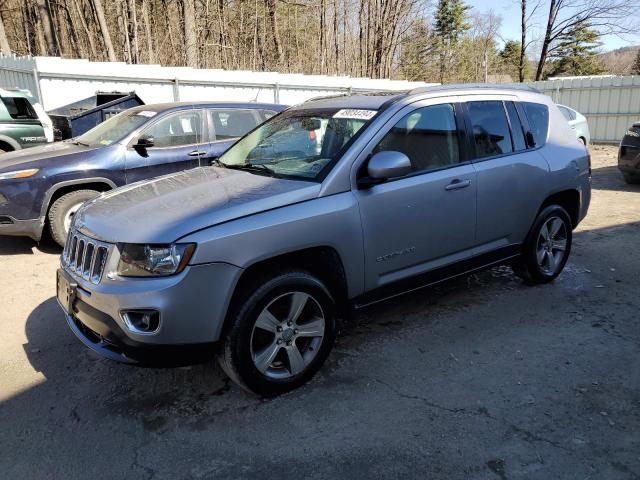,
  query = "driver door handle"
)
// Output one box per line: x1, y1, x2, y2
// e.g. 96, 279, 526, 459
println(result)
445, 179, 471, 191
188, 150, 207, 156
